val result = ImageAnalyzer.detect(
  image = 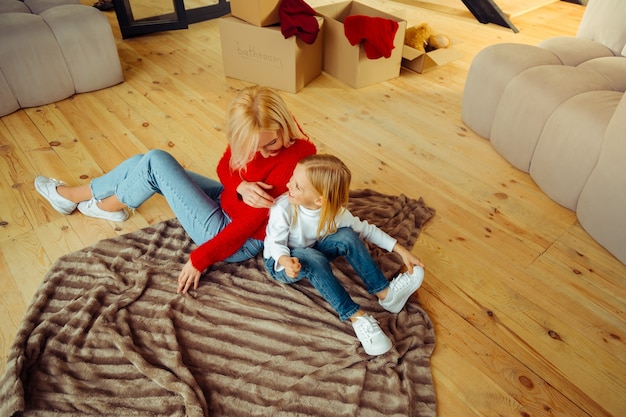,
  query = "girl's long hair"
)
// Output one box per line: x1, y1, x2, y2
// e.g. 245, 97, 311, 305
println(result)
226, 85, 308, 171
298, 154, 351, 238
